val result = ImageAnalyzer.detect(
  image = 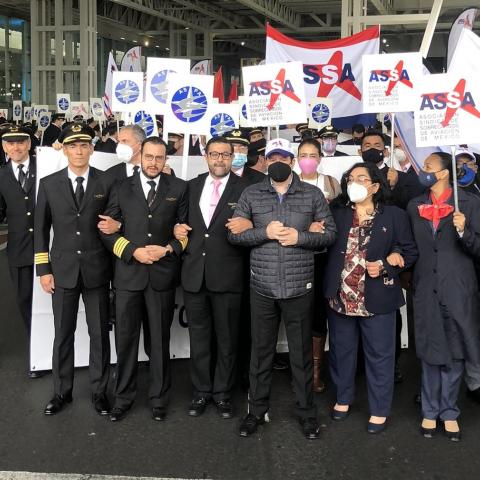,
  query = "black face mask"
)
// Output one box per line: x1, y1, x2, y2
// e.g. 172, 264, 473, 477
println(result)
384, 121, 392, 130
362, 148, 384, 165
268, 161, 292, 182
166, 140, 177, 156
